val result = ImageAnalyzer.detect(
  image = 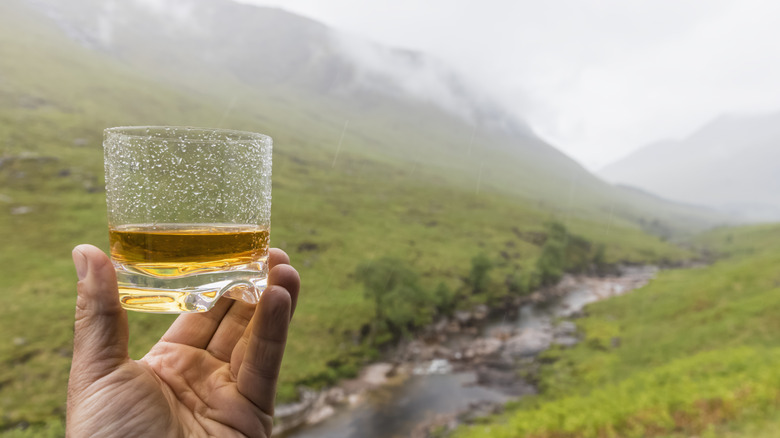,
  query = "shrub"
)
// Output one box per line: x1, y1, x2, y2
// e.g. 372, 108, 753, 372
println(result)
535, 221, 600, 285
466, 253, 494, 295
355, 256, 434, 342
